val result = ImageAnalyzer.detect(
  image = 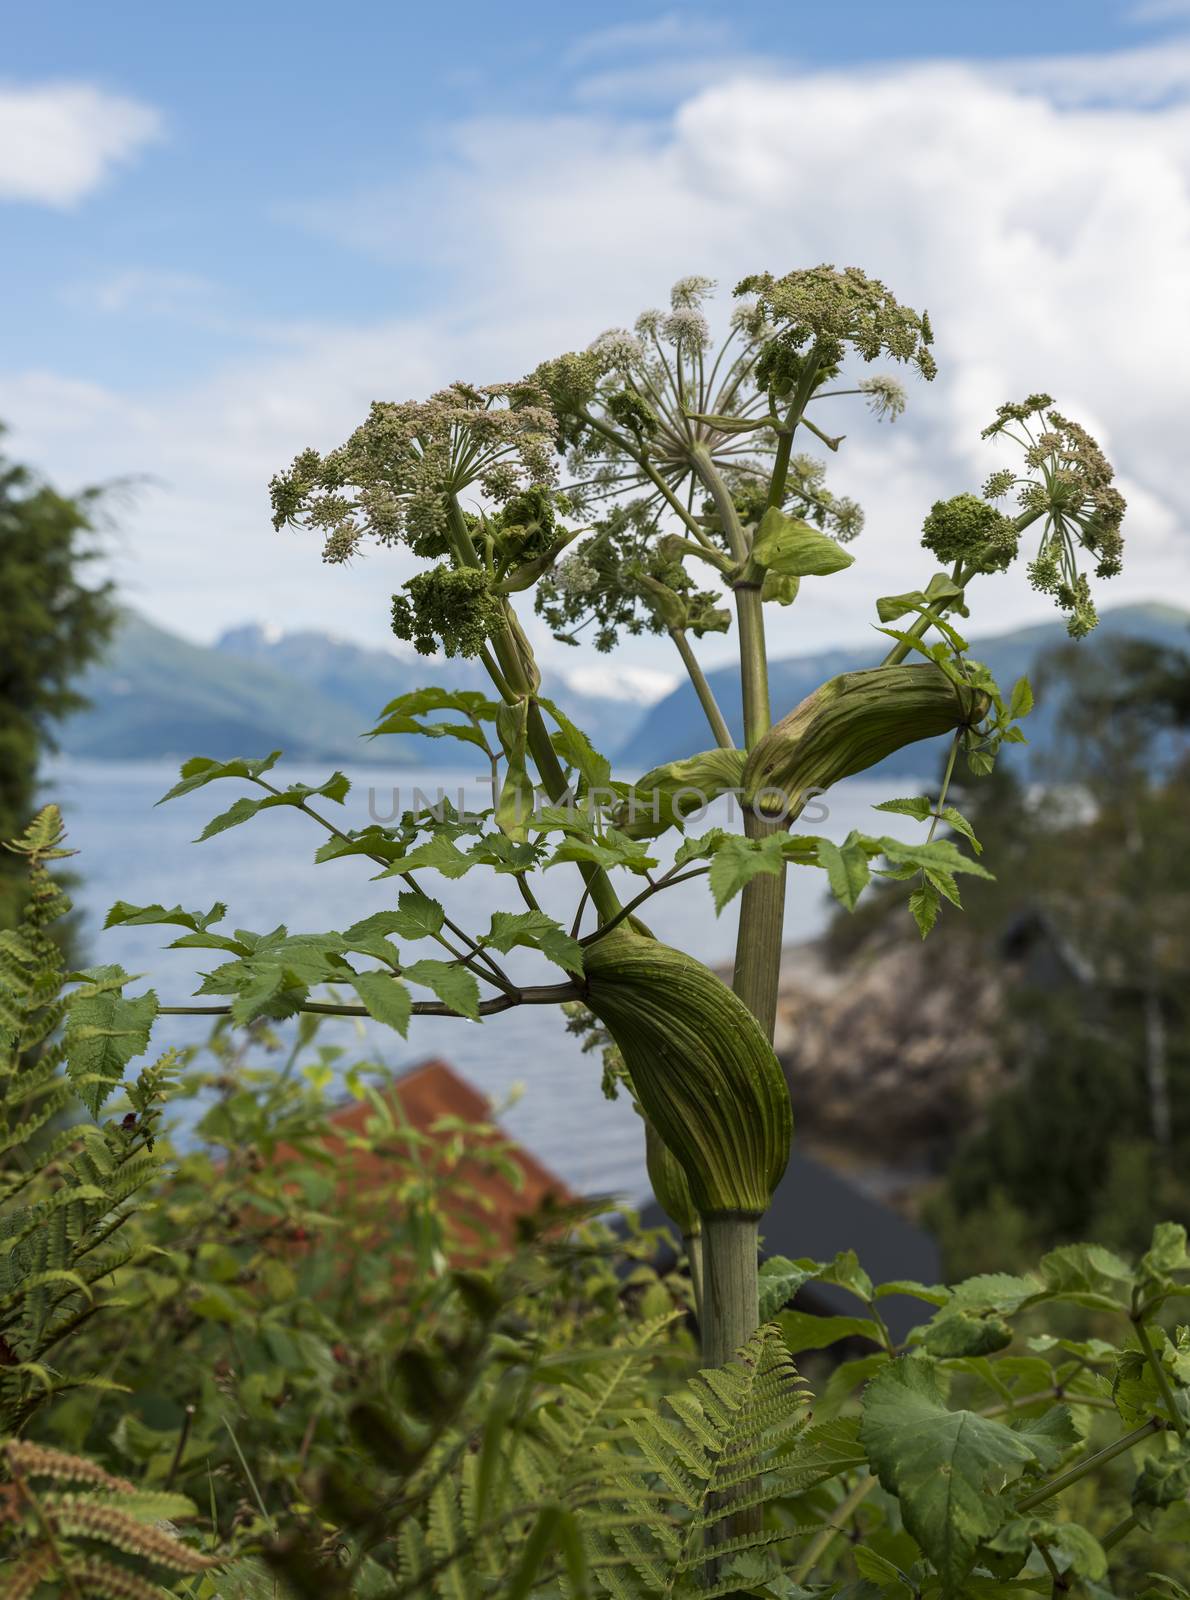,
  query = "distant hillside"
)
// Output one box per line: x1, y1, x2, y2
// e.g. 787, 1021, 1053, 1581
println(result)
620, 602, 1190, 772
56, 612, 639, 764
56, 611, 389, 763
212, 624, 640, 756
55, 602, 1190, 769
